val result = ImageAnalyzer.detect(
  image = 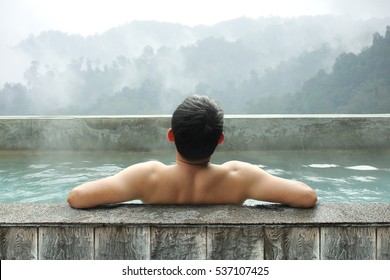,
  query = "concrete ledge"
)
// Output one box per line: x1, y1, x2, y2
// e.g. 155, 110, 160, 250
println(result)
1, 203, 389, 226
1, 203, 389, 260
1, 115, 390, 150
